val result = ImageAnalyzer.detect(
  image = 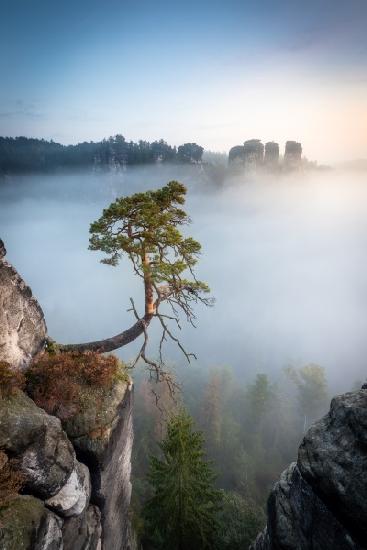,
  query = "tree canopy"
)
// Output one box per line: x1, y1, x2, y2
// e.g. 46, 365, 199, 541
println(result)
0, 136, 204, 174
